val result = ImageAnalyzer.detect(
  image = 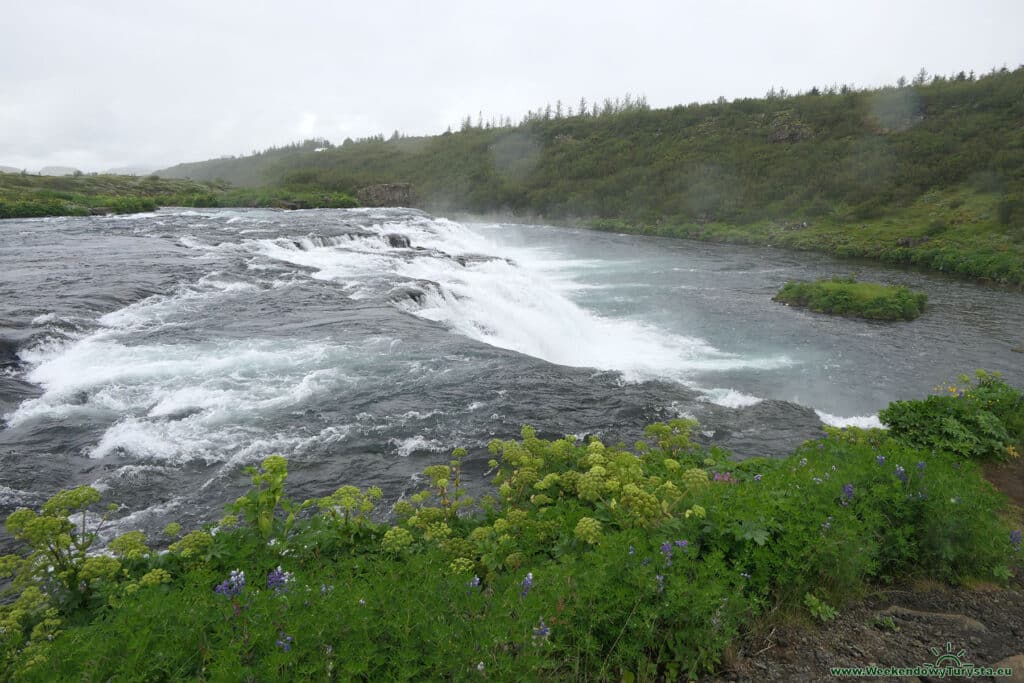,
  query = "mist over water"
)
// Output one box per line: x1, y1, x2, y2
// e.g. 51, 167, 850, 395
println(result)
1, 208, 1021, 540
